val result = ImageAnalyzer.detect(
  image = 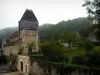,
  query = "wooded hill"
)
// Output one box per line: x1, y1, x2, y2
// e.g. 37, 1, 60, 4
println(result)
0, 17, 89, 41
